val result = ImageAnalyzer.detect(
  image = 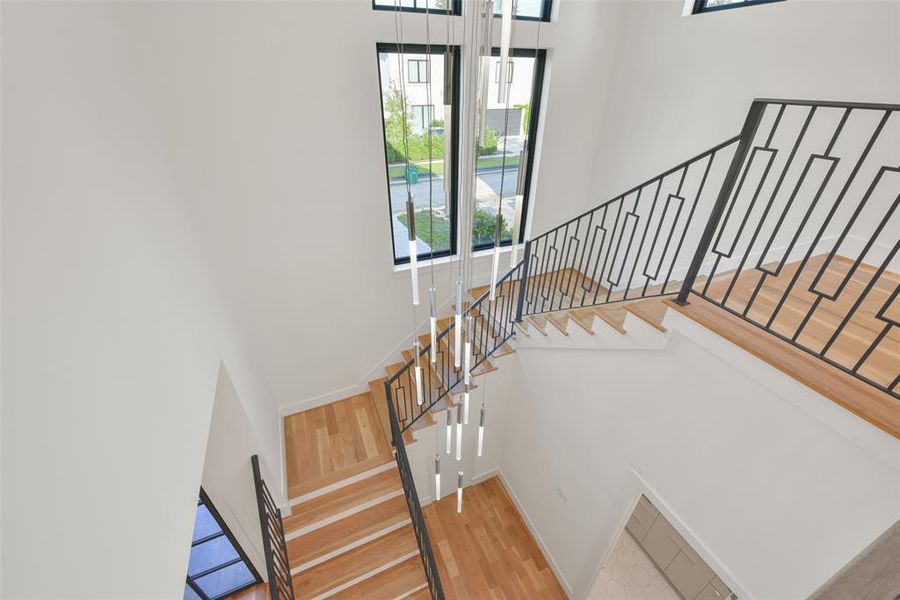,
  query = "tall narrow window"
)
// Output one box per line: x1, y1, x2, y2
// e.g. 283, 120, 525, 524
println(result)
373, 0, 462, 15
377, 44, 460, 264
693, 0, 784, 13
472, 48, 545, 251
493, 0, 552, 21
184, 489, 260, 600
